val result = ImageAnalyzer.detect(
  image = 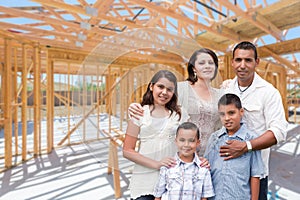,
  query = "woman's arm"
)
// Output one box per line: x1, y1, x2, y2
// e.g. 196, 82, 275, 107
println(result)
123, 120, 175, 169
250, 177, 260, 200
